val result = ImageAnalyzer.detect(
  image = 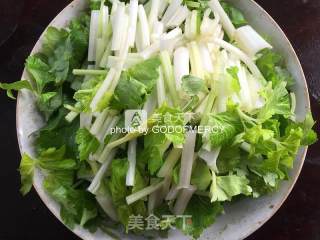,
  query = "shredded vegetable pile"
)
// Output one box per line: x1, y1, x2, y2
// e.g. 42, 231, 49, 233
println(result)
1, 0, 318, 239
